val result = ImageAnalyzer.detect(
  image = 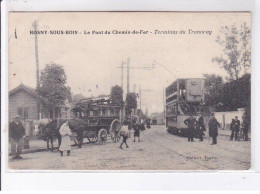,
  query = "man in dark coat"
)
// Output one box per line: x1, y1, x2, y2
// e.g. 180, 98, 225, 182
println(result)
196, 113, 206, 141
241, 115, 249, 141
208, 113, 220, 145
230, 116, 240, 141
184, 115, 196, 142
9, 115, 25, 159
